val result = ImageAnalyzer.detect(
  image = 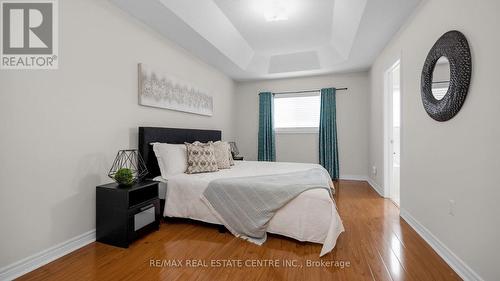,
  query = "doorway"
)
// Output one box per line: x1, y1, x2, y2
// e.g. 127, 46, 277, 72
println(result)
385, 60, 400, 206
